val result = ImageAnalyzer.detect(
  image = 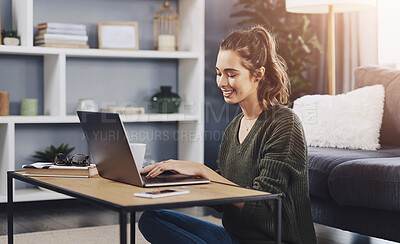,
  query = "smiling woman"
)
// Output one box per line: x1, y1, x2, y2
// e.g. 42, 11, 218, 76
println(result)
138, 25, 316, 244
